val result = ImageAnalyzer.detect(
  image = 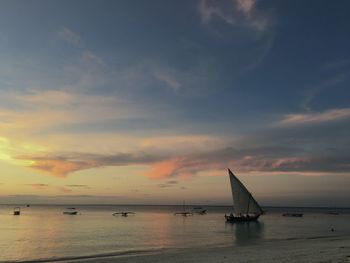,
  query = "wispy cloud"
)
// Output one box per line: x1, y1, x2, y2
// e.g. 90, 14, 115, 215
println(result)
15, 142, 350, 179
277, 108, 350, 126
25, 183, 49, 189
58, 27, 82, 47
152, 66, 181, 92
236, 0, 255, 17
57, 27, 104, 66
24, 183, 74, 193
198, 0, 269, 31
16, 152, 164, 177
65, 184, 89, 188
157, 180, 179, 188
301, 67, 350, 111
0, 89, 144, 139
82, 50, 104, 65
